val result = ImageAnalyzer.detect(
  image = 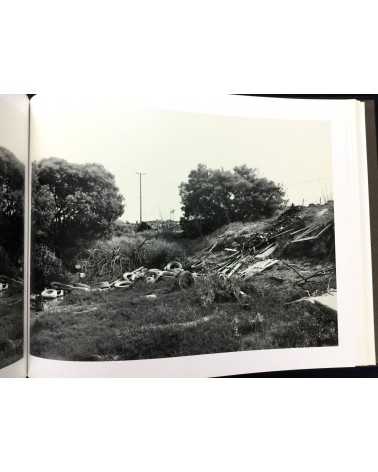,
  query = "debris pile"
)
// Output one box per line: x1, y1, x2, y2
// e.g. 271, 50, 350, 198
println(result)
41, 261, 194, 298
190, 203, 335, 280
38, 204, 336, 306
